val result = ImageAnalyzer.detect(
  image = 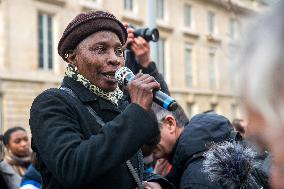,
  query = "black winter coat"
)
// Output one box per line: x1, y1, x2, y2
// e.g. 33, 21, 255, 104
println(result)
30, 75, 173, 189
166, 113, 234, 189
166, 113, 269, 189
